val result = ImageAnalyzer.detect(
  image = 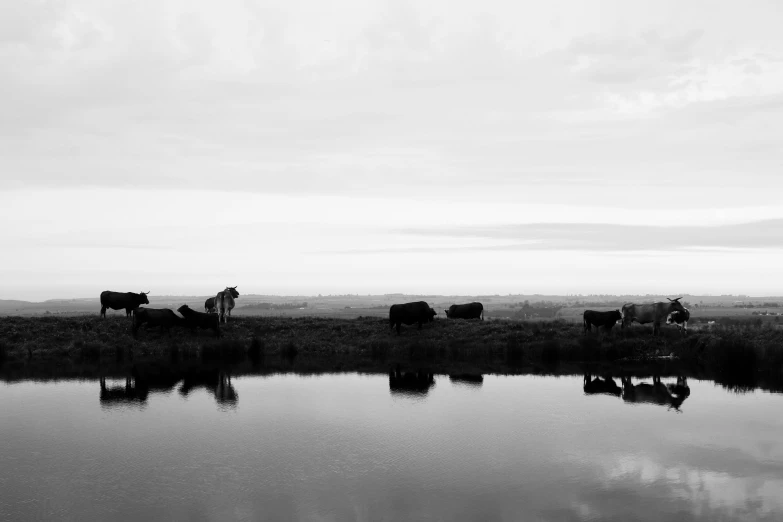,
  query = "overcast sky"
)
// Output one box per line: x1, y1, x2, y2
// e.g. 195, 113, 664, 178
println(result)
3, 0, 783, 300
